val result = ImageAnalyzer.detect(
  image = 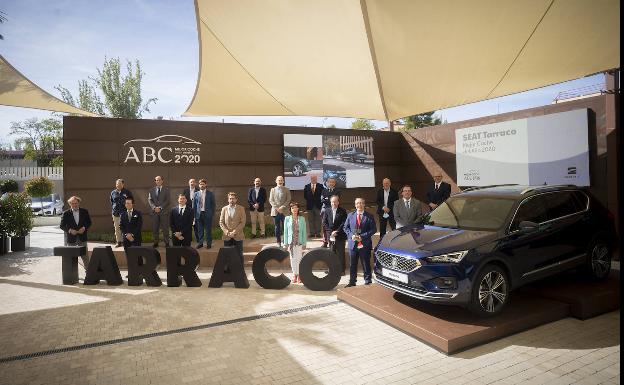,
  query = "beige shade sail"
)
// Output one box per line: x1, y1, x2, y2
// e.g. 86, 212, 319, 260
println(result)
185, 0, 620, 121
0, 54, 99, 116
